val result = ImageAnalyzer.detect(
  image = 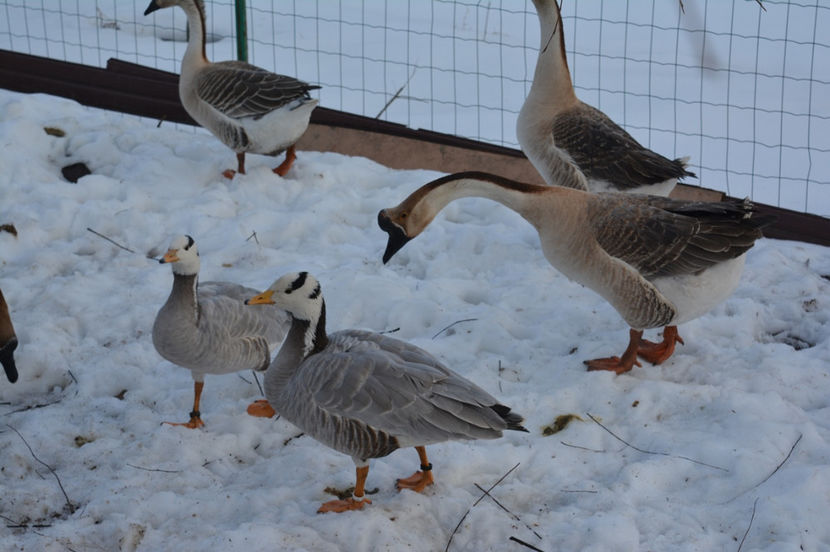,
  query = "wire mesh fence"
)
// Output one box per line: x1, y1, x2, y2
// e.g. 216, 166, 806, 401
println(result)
1, 0, 828, 216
